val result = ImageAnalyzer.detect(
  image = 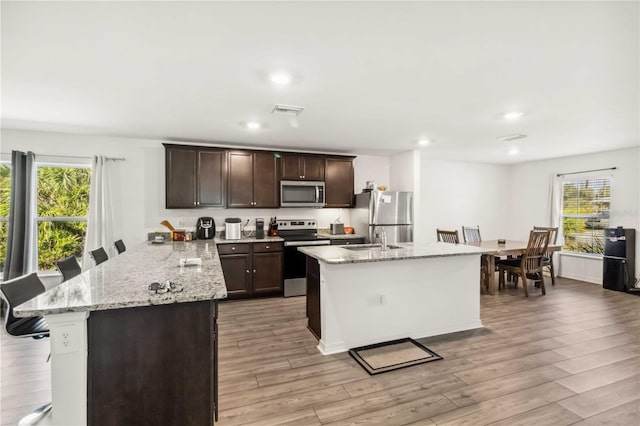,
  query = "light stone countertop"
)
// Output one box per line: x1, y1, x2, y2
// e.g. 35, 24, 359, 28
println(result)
298, 242, 495, 264
14, 240, 228, 317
